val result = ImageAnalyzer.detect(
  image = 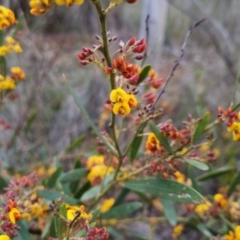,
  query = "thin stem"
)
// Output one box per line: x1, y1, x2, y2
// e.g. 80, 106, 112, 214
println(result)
91, 0, 123, 178
232, 53, 240, 104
